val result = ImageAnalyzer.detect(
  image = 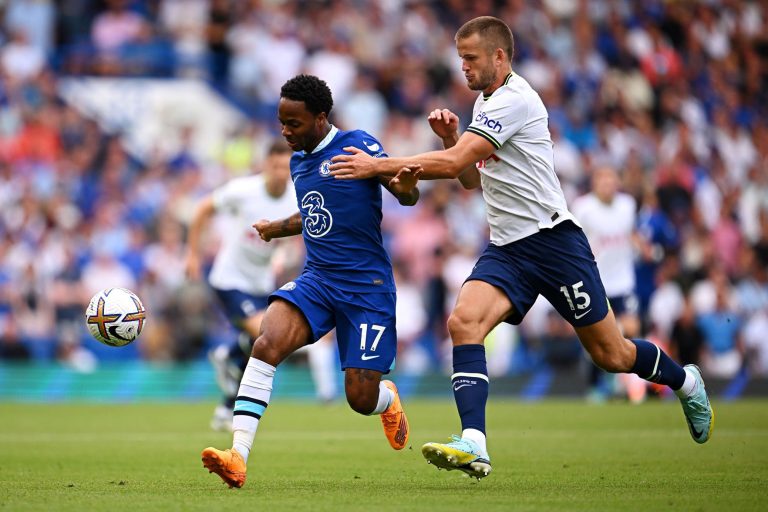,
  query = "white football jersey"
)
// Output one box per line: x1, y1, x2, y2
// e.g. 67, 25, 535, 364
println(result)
467, 73, 579, 245
571, 192, 637, 297
208, 175, 296, 295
